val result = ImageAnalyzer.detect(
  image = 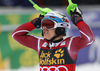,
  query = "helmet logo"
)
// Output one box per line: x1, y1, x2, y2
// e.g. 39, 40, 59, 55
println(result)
50, 16, 55, 19
65, 19, 69, 23
62, 17, 66, 21
46, 15, 48, 18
